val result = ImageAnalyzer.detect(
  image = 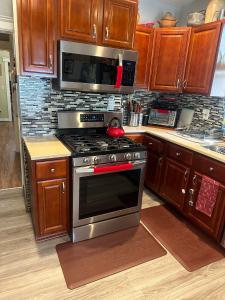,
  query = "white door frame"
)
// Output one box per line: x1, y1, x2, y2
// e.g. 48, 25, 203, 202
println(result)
0, 55, 12, 121
0, 10, 24, 188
